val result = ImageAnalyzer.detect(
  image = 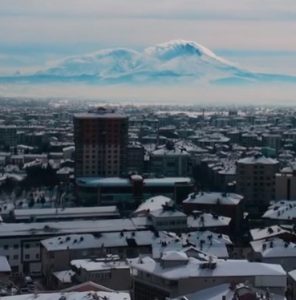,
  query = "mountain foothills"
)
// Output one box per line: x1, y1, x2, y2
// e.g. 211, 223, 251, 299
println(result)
1, 40, 296, 85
